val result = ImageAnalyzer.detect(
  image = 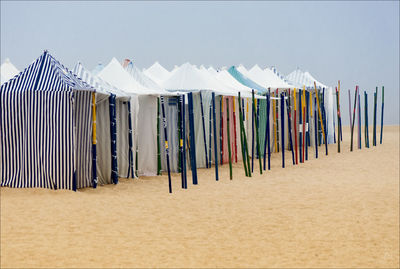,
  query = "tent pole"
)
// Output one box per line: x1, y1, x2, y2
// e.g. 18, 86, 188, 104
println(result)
285, 90, 295, 165
209, 103, 212, 168
157, 97, 162, 175
314, 94, 318, 158
188, 92, 198, 184
314, 83, 327, 155
233, 97, 238, 163
358, 92, 362, 149
199, 92, 209, 168
336, 87, 341, 153
252, 90, 262, 174
299, 89, 303, 163
373, 87, 377, 146
380, 86, 384, 144
91, 92, 98, 188
220, 96, 223, 165
226, 98, 233, 179
350, 86, 358, 151
293, 88, 298, 164
251, 92, 255, 172
267, 91, 271, 170
160, 96, 172, 193
280, 92, 285, 168
212, 93, 219, 181
109, 95, 119, 183
238, 93, 248, 176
